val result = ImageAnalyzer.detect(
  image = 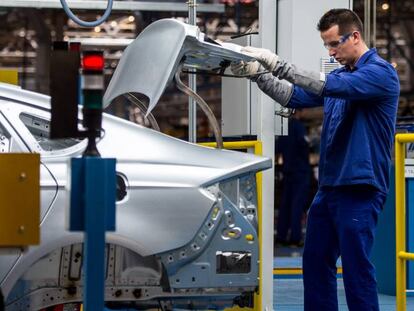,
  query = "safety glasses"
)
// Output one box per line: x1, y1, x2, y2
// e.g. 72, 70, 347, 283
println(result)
323, 32, 353, 50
